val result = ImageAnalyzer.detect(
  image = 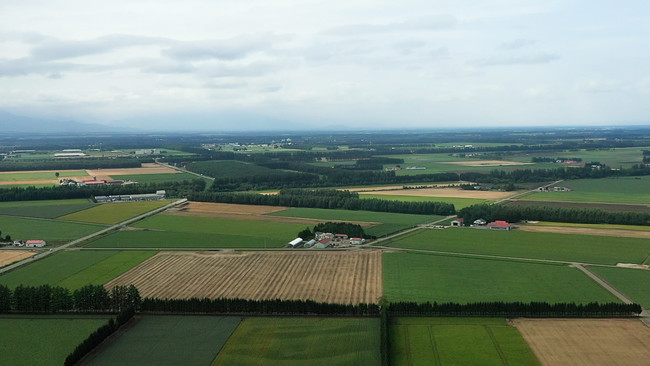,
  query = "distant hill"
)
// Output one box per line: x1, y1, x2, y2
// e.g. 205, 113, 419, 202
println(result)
0, 111, 113, 134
